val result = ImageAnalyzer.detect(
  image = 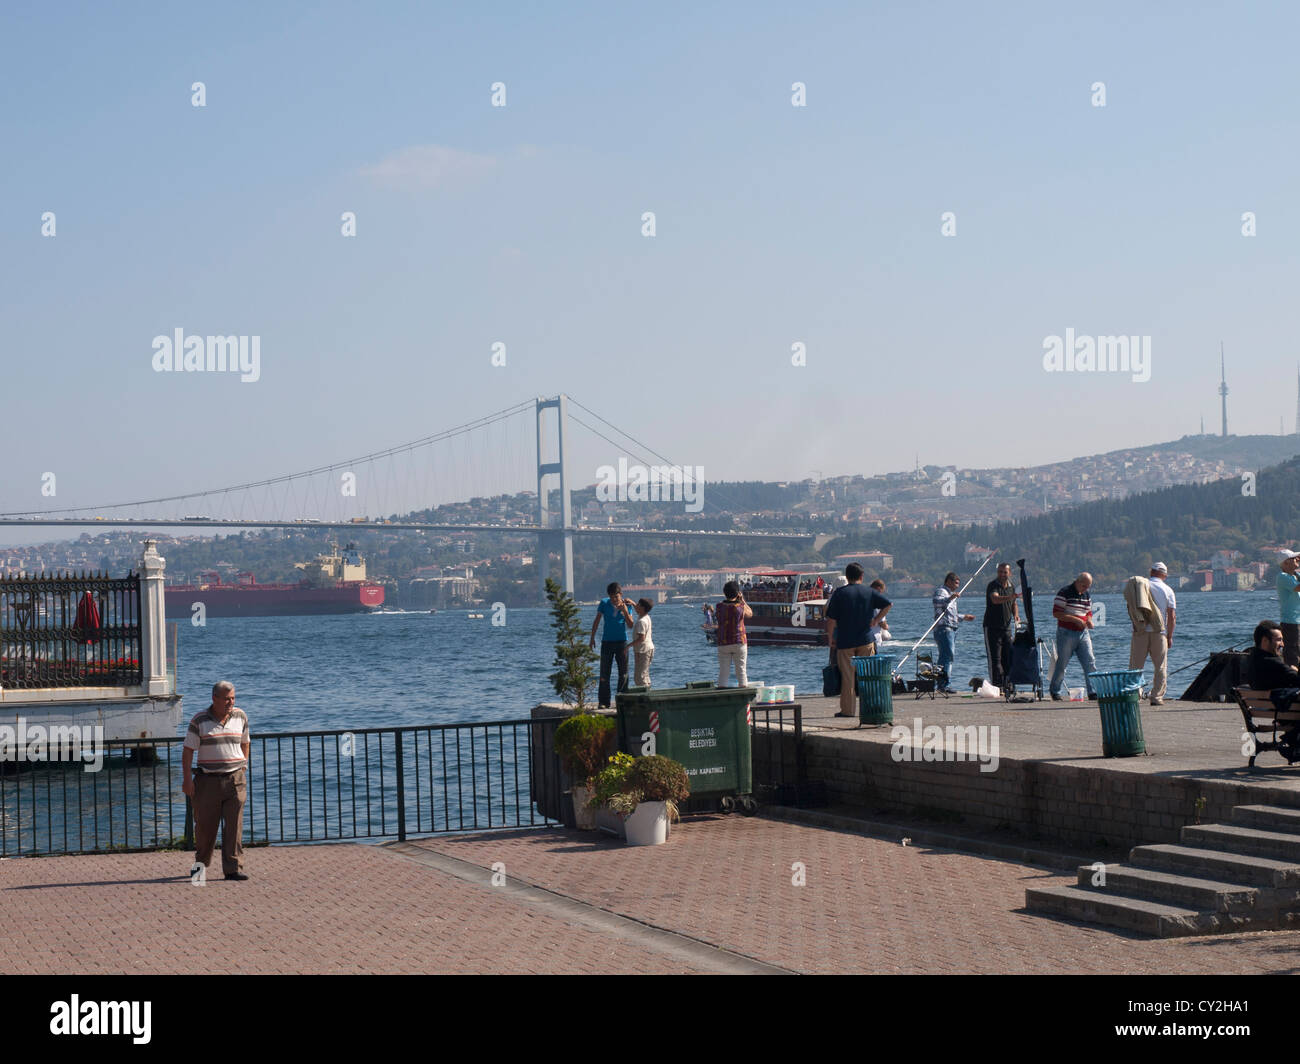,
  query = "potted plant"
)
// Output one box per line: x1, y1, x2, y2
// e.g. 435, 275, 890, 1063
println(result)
553, 713, 615, 830
606, 755, 691, 846
587, 752, 636, 837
